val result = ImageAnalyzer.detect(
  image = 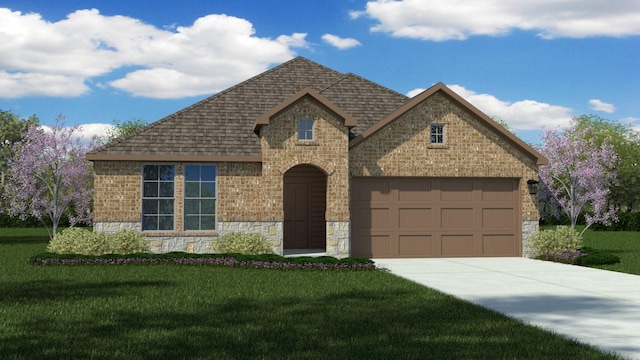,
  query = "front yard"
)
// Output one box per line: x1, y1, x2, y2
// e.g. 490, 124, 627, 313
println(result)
0, 228, 627, 359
